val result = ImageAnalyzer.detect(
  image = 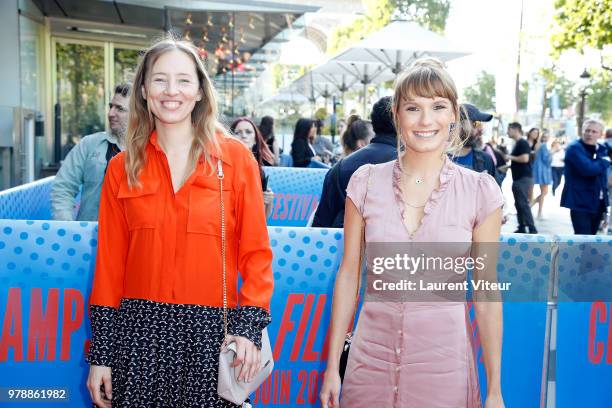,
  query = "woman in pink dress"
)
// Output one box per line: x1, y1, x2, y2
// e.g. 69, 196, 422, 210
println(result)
320, 58, 505, 408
